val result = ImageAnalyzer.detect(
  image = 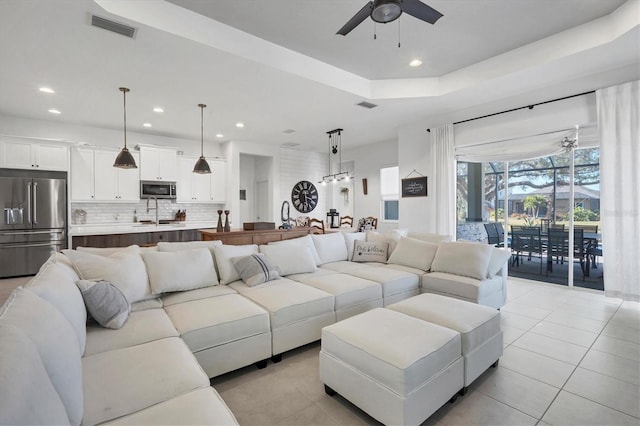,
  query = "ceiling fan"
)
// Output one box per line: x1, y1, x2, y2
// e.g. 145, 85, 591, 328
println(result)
337, 0, 443, 36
